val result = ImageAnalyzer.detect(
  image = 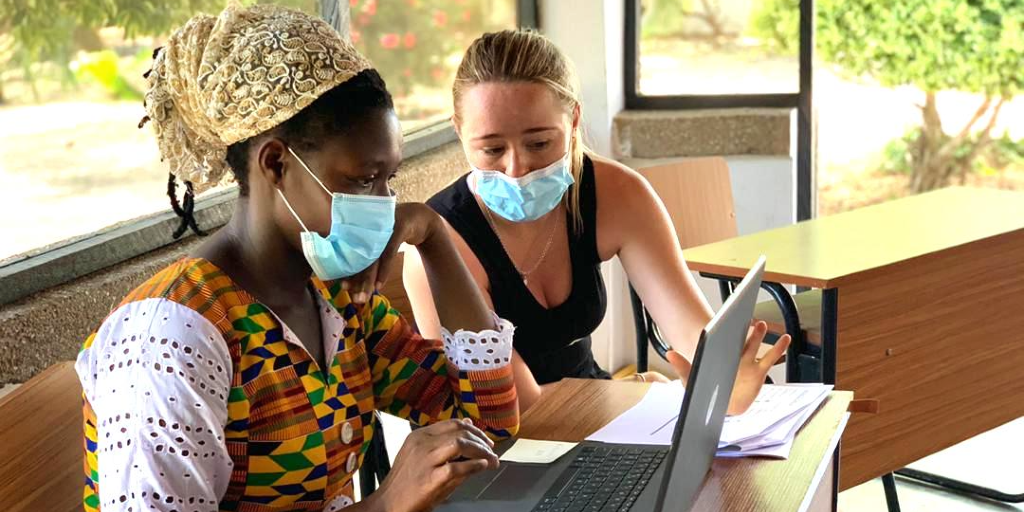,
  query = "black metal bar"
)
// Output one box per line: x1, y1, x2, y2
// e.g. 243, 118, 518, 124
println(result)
645, 309, 672, 362
623, 0, 640, 104
820, 288, 838, 385
517, 0, 539, 28
797, 0, 815, 221
760, 282, 806, 383
882, 472, 902, 512
717, 280, 733, 303
894, 468, 1024, 503
832, 442, 841, 512
629, 284, 650, 373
